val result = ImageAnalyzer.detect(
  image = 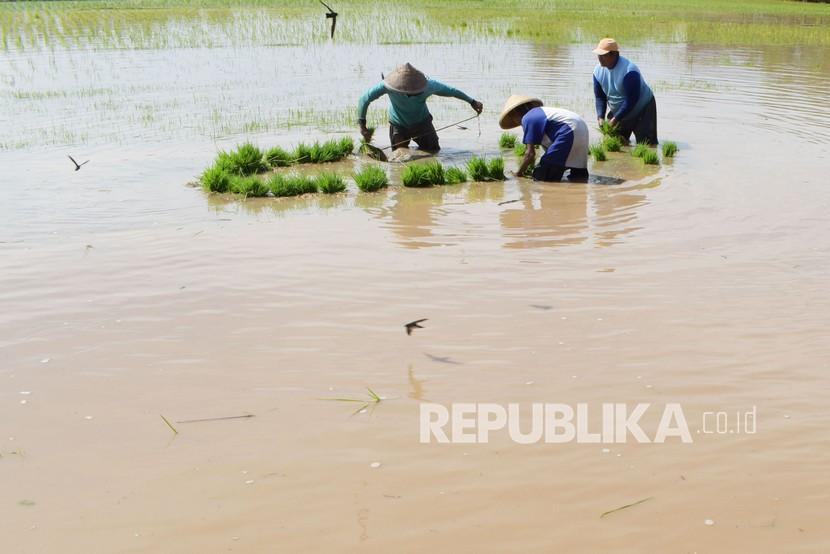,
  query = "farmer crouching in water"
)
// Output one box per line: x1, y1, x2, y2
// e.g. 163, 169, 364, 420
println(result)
499, 95, 589, 182
592, 38, 657, 145
357, 63, 483, 153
